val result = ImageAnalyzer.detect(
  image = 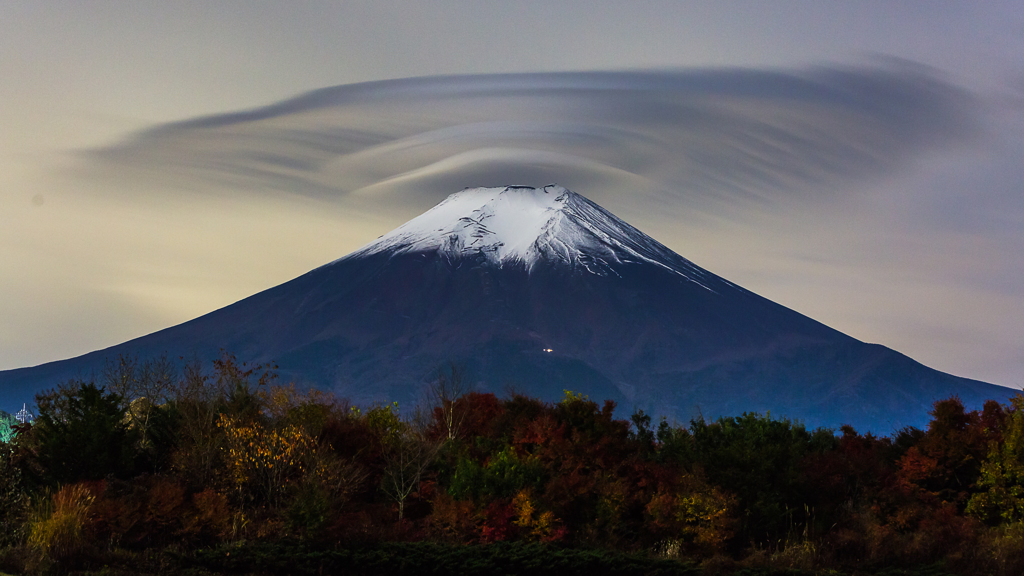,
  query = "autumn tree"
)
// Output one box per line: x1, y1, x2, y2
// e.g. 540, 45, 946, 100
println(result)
256, 384, 368, 531
645, 471, 738, 555
895, 396, 1001, 510
967, 394, 1024, 523
169, 353, 277, 489
217, 413, 315, 508
486, 390, 657, 545
168, 357, 227, 489
369, 402, 441, 520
